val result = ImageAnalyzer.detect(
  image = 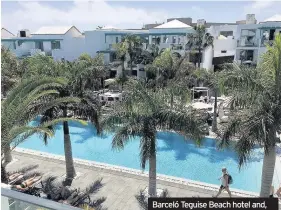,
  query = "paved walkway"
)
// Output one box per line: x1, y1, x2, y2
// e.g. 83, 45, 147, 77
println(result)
5, 151, 276, 210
